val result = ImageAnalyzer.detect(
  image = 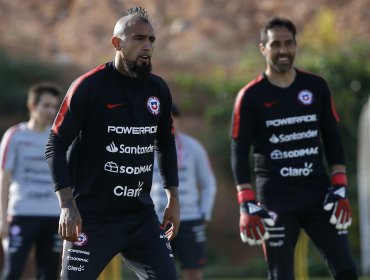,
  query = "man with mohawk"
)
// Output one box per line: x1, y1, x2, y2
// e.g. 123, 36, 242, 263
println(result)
45, 6, 179, 279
